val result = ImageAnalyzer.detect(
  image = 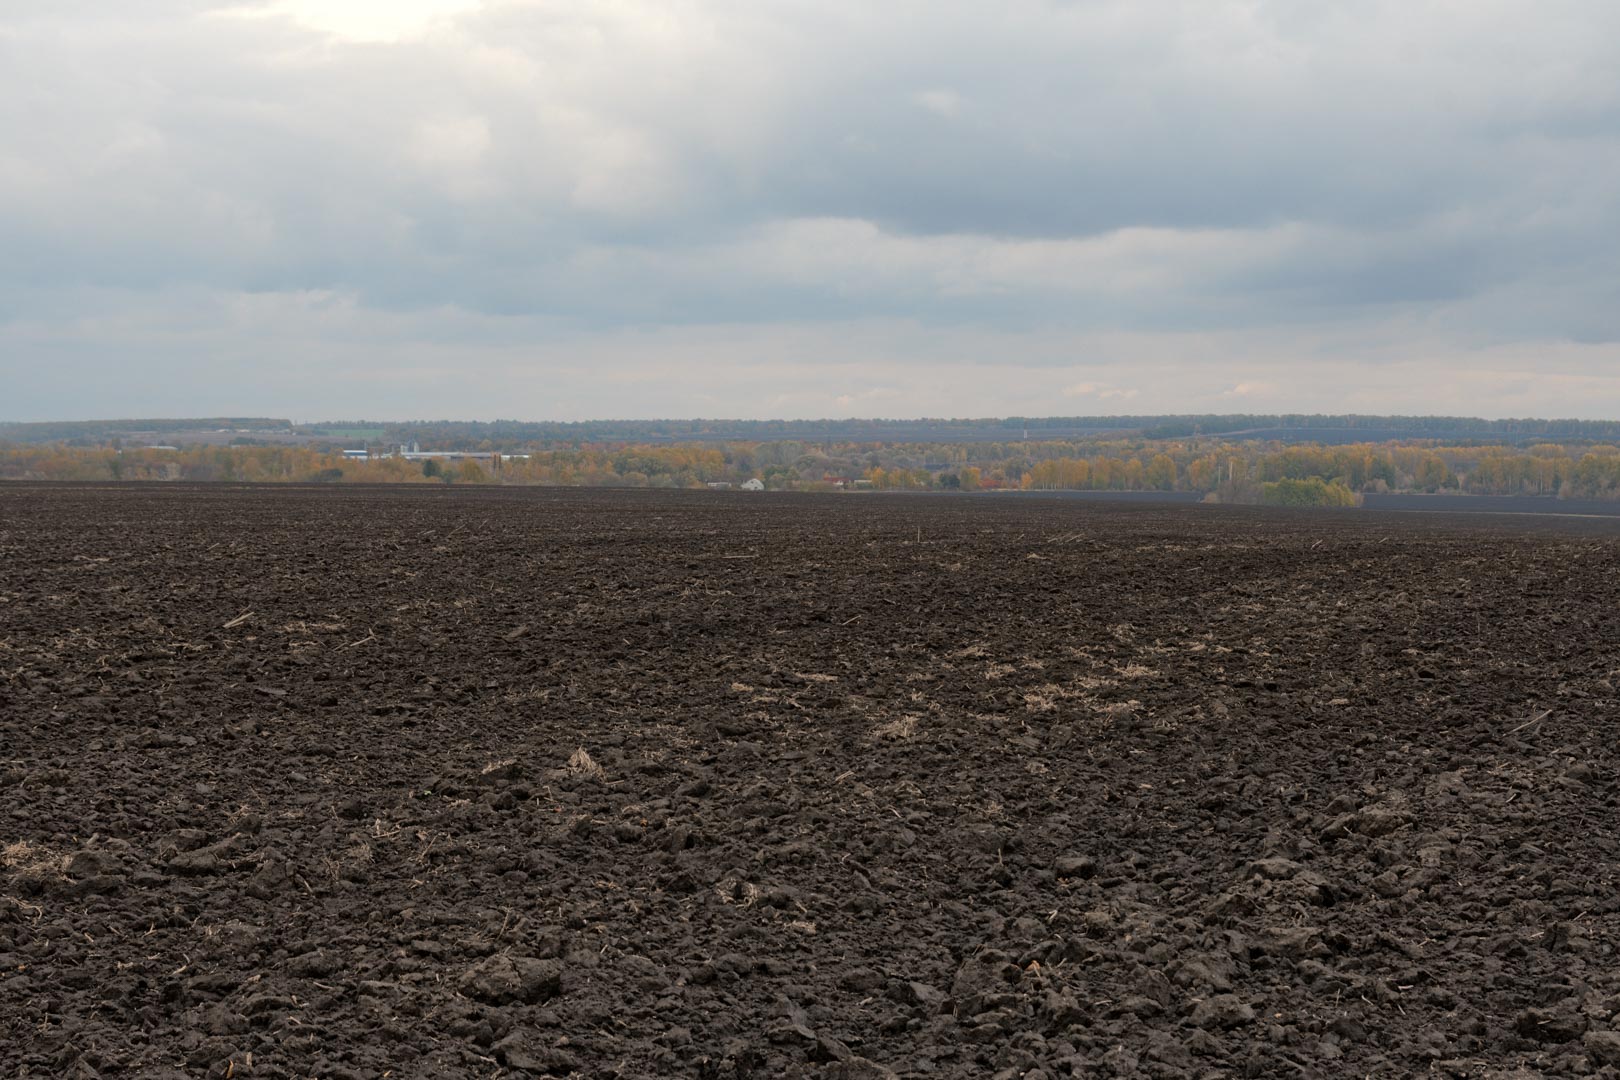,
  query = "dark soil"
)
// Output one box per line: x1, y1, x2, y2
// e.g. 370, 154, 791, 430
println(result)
1359, 493, 1620, 517
4, 484, 1620, 1079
